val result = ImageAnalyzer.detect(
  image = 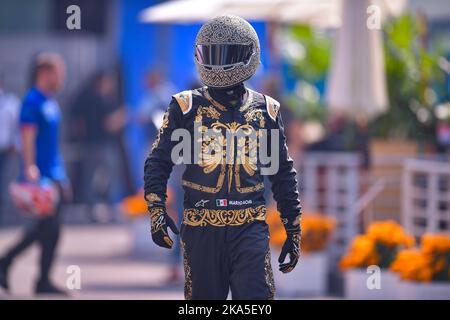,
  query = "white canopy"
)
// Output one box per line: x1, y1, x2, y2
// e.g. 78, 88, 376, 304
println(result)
140, 0, 406, 28
139, 0, 222, 24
